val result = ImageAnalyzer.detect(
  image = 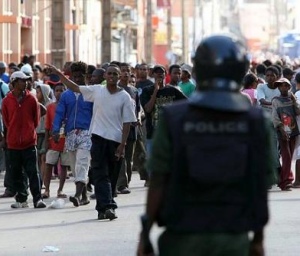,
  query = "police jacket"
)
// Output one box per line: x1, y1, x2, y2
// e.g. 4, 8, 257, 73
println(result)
157, 101, 269, 234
